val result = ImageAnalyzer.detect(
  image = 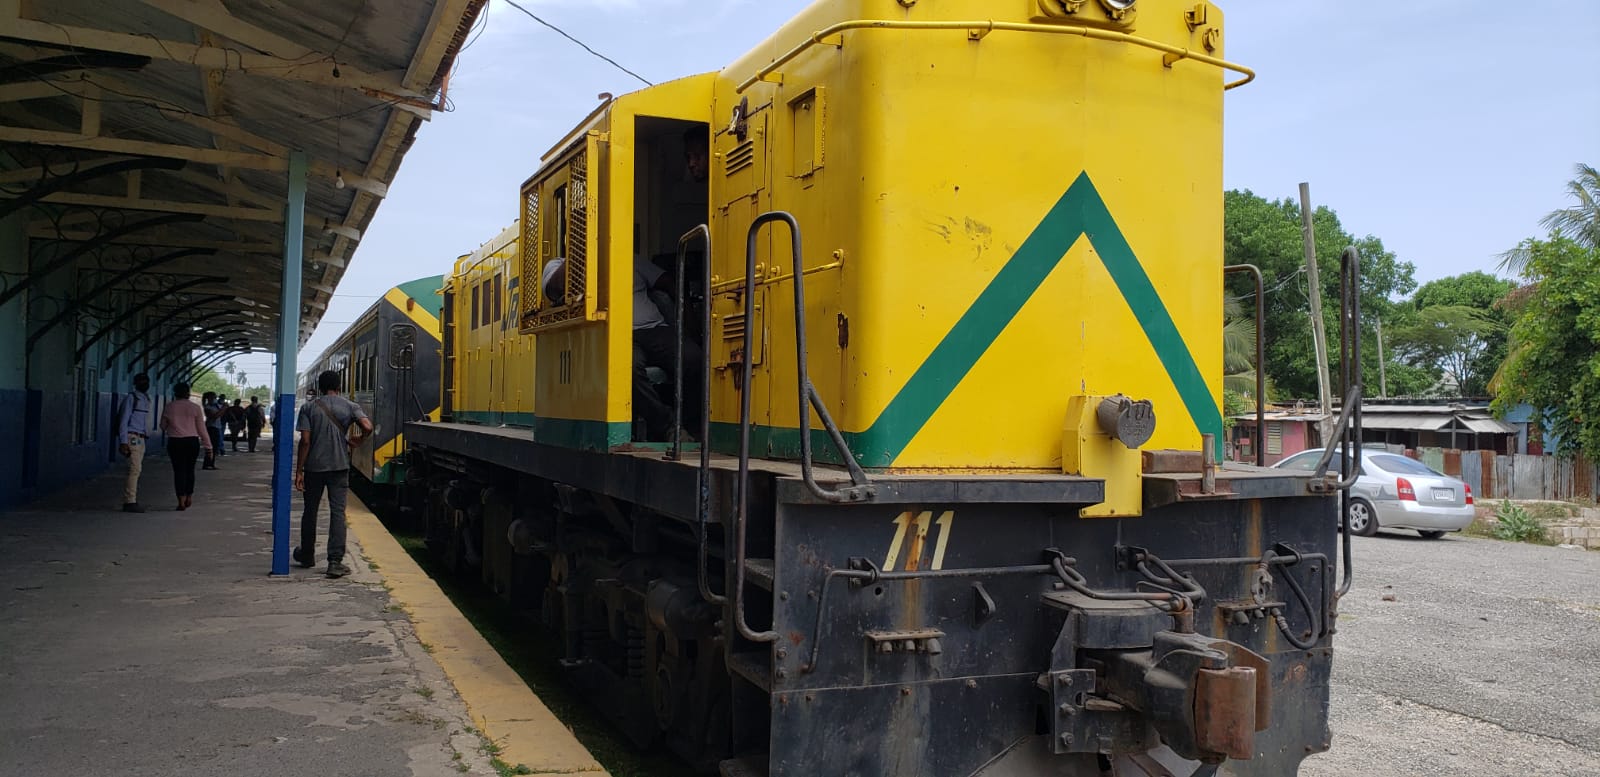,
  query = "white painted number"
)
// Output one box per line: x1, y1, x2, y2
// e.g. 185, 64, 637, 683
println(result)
883, 510, 956, 571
